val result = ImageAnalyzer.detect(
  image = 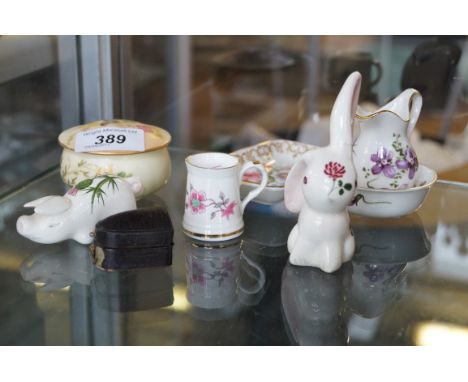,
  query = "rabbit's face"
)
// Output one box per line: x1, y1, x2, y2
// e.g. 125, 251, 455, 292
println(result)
285, 148, 356, 214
